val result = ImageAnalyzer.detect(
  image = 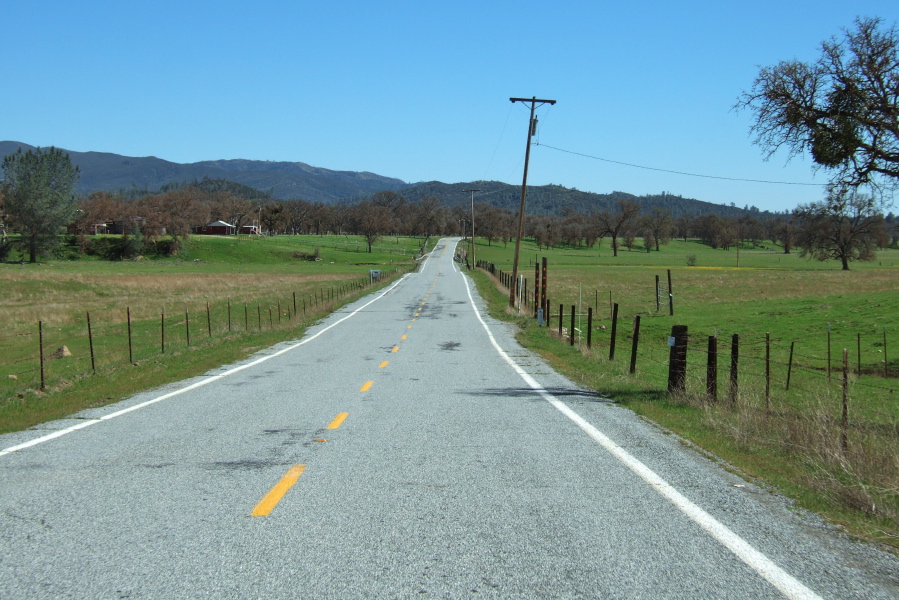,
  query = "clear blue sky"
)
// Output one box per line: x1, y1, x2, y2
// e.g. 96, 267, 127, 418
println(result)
4, 1, 897, 212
